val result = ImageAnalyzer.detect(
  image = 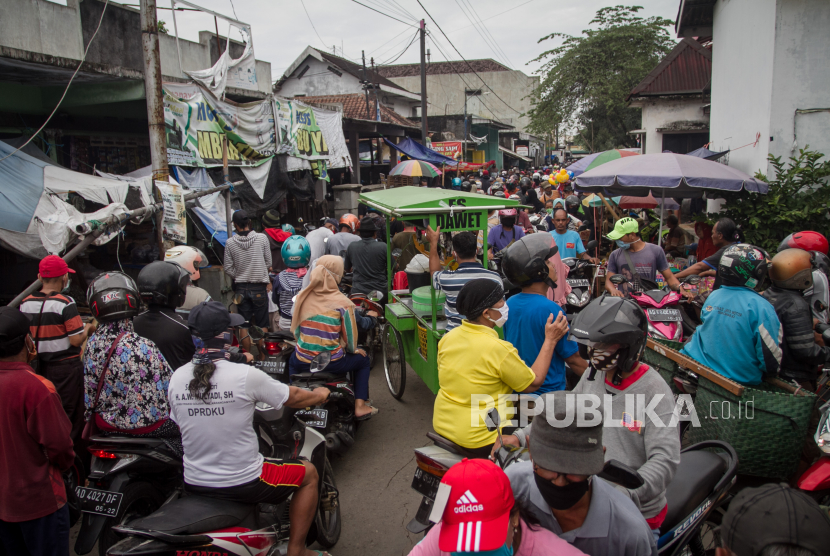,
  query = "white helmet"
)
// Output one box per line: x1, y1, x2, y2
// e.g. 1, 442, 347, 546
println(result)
164, 246, 208, 281
533, 172, 540, 179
